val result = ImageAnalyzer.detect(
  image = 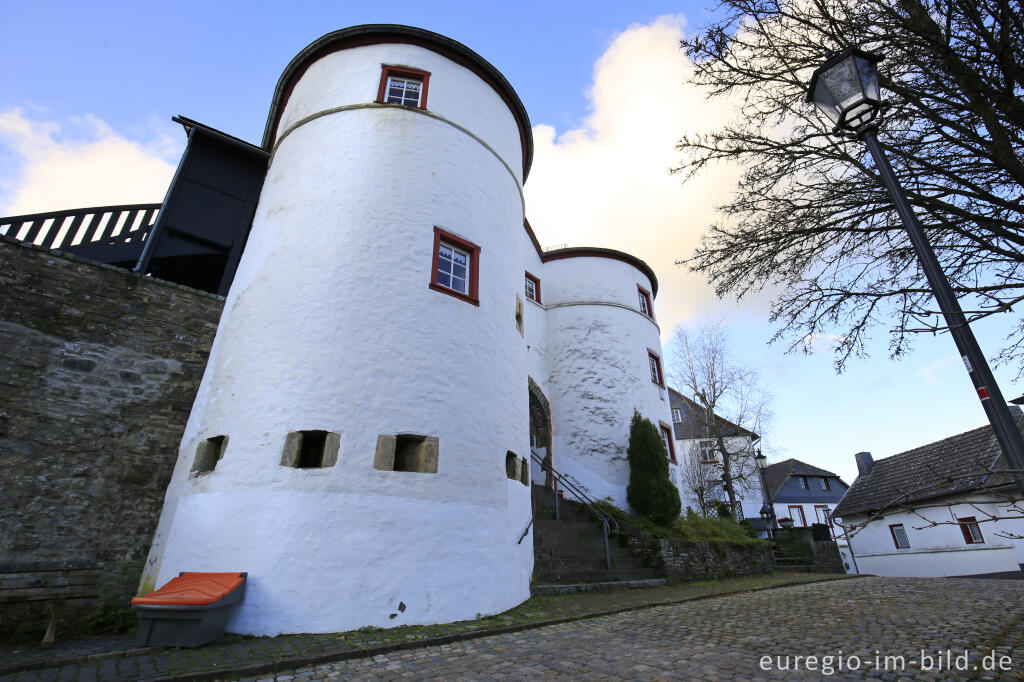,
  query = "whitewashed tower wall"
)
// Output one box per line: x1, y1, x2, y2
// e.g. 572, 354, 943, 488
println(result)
141, 27, 534, 635
542, 255, 671, 508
